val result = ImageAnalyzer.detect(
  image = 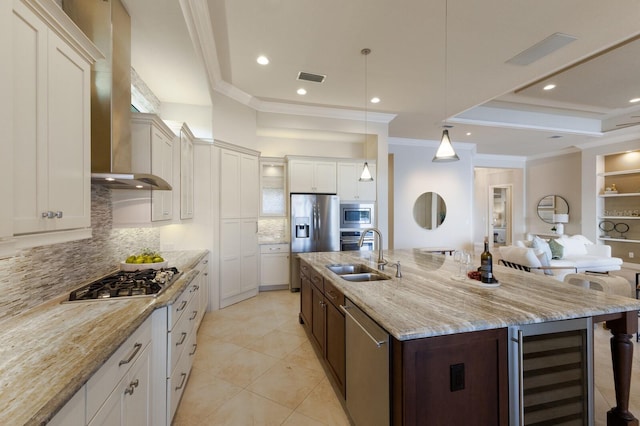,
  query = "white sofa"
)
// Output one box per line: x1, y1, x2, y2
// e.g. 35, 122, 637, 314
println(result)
498, 234, 623, 281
